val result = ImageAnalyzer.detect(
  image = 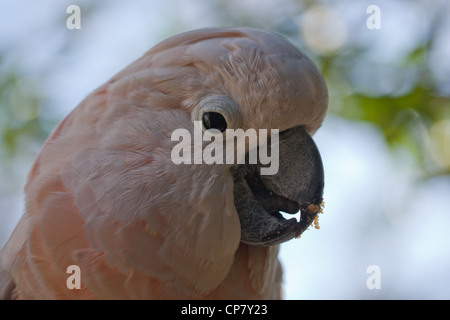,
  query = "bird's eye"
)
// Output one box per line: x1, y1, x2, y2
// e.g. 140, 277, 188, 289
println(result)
191, 95, 241, 133
203, 112, 227, 132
